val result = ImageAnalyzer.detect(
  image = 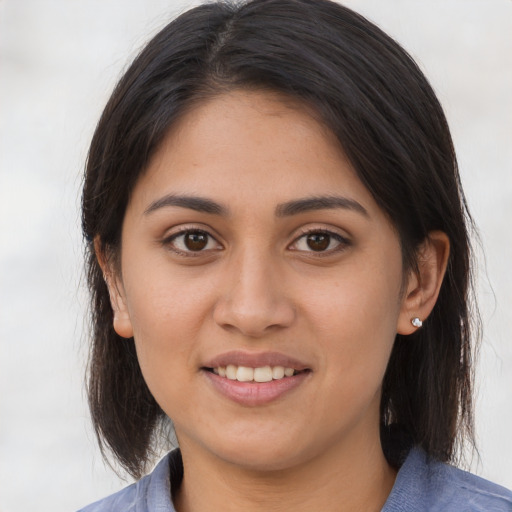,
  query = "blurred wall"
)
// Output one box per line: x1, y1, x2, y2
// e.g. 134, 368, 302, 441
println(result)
0, 1, 510, 510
